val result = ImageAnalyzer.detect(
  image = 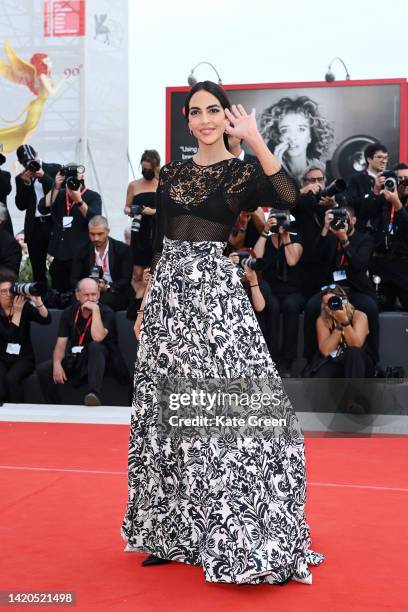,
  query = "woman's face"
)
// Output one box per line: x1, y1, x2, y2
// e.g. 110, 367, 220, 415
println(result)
278, 112, 311, 158
188, 90, 228, 147
0, 282, 13, 312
